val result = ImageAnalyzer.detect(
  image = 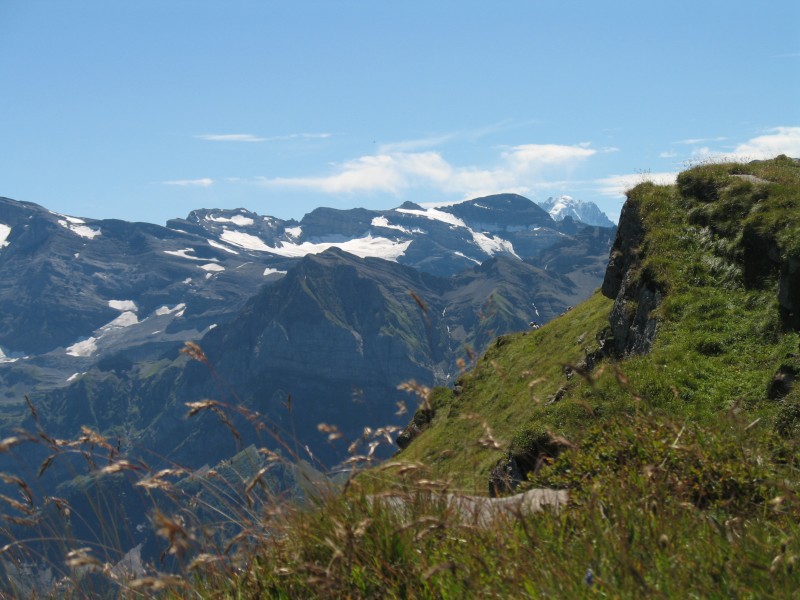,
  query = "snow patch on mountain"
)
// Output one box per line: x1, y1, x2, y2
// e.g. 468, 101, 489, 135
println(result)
284, 226, 302, 239
263, 267, 287, 277
0, 224, 11, 248
371, 216, 422, 235
108, 300, 138, 312
471, 231, 519, 258
206, 214, 255, 227
0, 346, 21, 363
163, 248, 218, 262
208, 239, 239, 254
101, 312, 139, 330
454, 251, 480, 264
219, 230, 273, 251
66, 337, 98, 357
220, 228, 412, 261
199, 263, 225, 272
395, 207, 467, 229
57, 218, 101, 239
155, 303, 186, 317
